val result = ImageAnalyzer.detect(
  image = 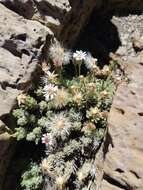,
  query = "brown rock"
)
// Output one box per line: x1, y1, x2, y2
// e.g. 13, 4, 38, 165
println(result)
101, 61, 143, 190
0, 3, 53, 118
0, 86, 19, 117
